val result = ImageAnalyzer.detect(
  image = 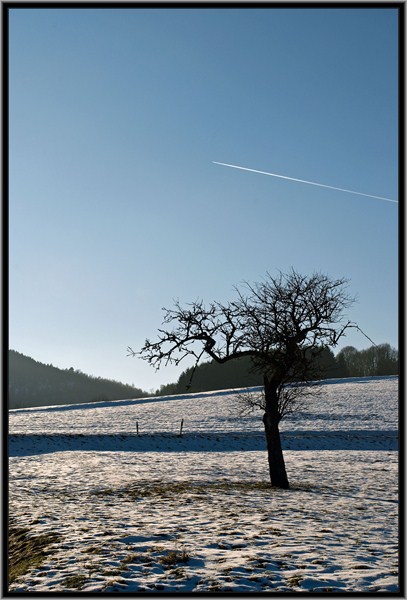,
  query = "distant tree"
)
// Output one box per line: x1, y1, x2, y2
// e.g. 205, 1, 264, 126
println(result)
129, 269, 361, 489
375, 343, 398, 375
359, 343, 399, 376
334, 349, 351, 378
335, 344, 398, 378
359, 346, 378, 376
311, 347, 339, 379
156, 382, 179, 396
335, 346, 363, 377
